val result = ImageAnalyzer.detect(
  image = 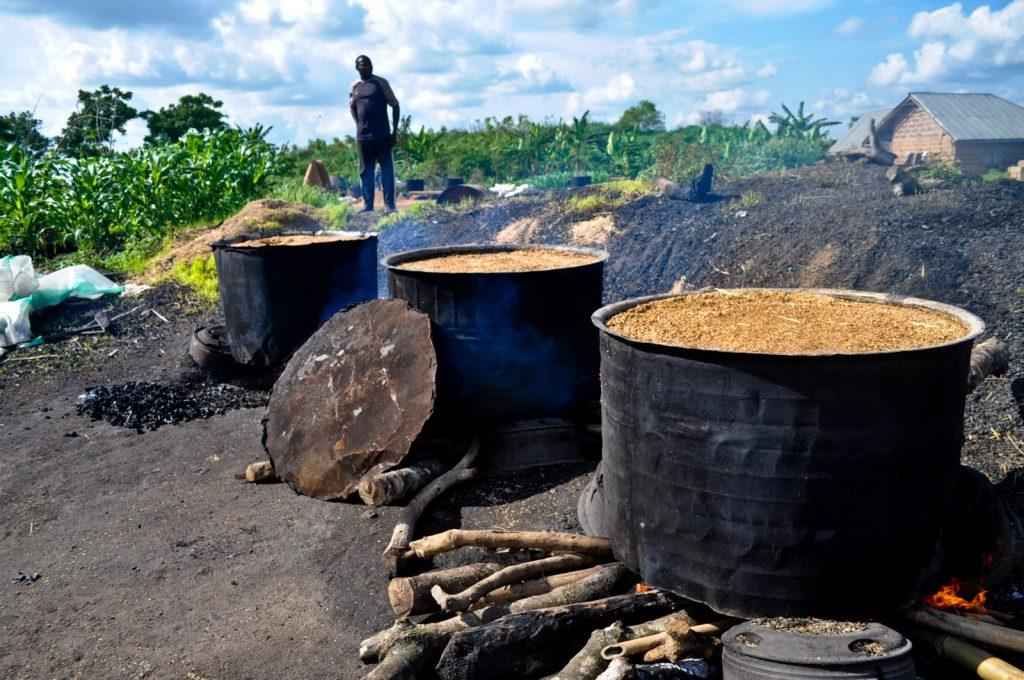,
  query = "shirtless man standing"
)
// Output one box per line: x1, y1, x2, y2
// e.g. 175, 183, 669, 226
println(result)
349, 55, 400, 213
